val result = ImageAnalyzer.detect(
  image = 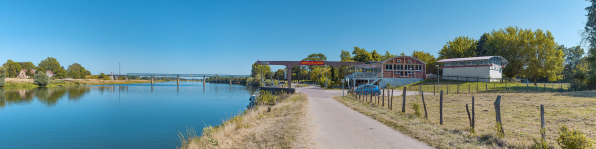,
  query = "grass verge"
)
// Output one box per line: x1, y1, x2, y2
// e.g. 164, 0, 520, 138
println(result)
399, 80, 571, 94
335, 91, 596, 148
179, 93, 311, 149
